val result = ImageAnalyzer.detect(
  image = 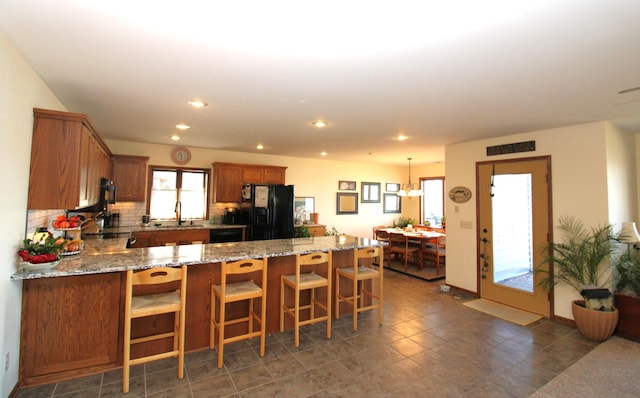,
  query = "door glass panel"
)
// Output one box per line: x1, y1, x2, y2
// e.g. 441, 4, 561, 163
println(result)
491, 173, 534, 292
